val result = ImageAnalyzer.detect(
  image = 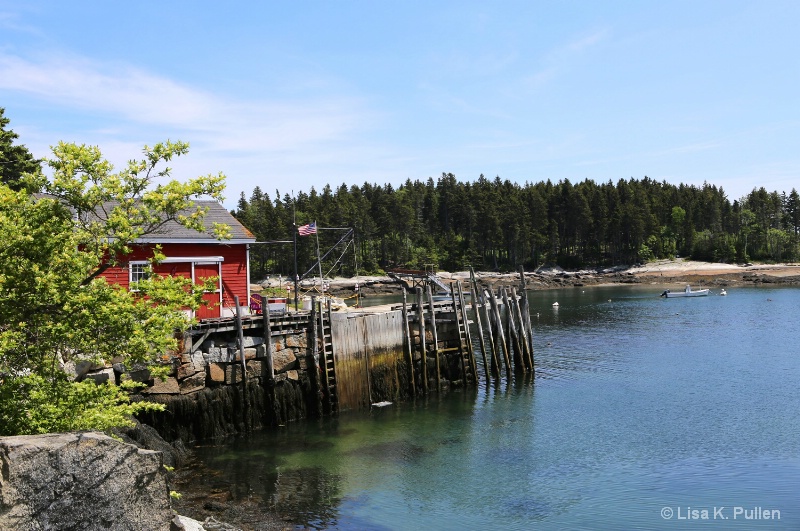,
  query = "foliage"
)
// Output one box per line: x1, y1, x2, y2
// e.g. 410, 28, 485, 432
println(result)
0, 374, 162, 435
234, 175, 800, 277
0, 108, 40, 191
0, 136, 227, 436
